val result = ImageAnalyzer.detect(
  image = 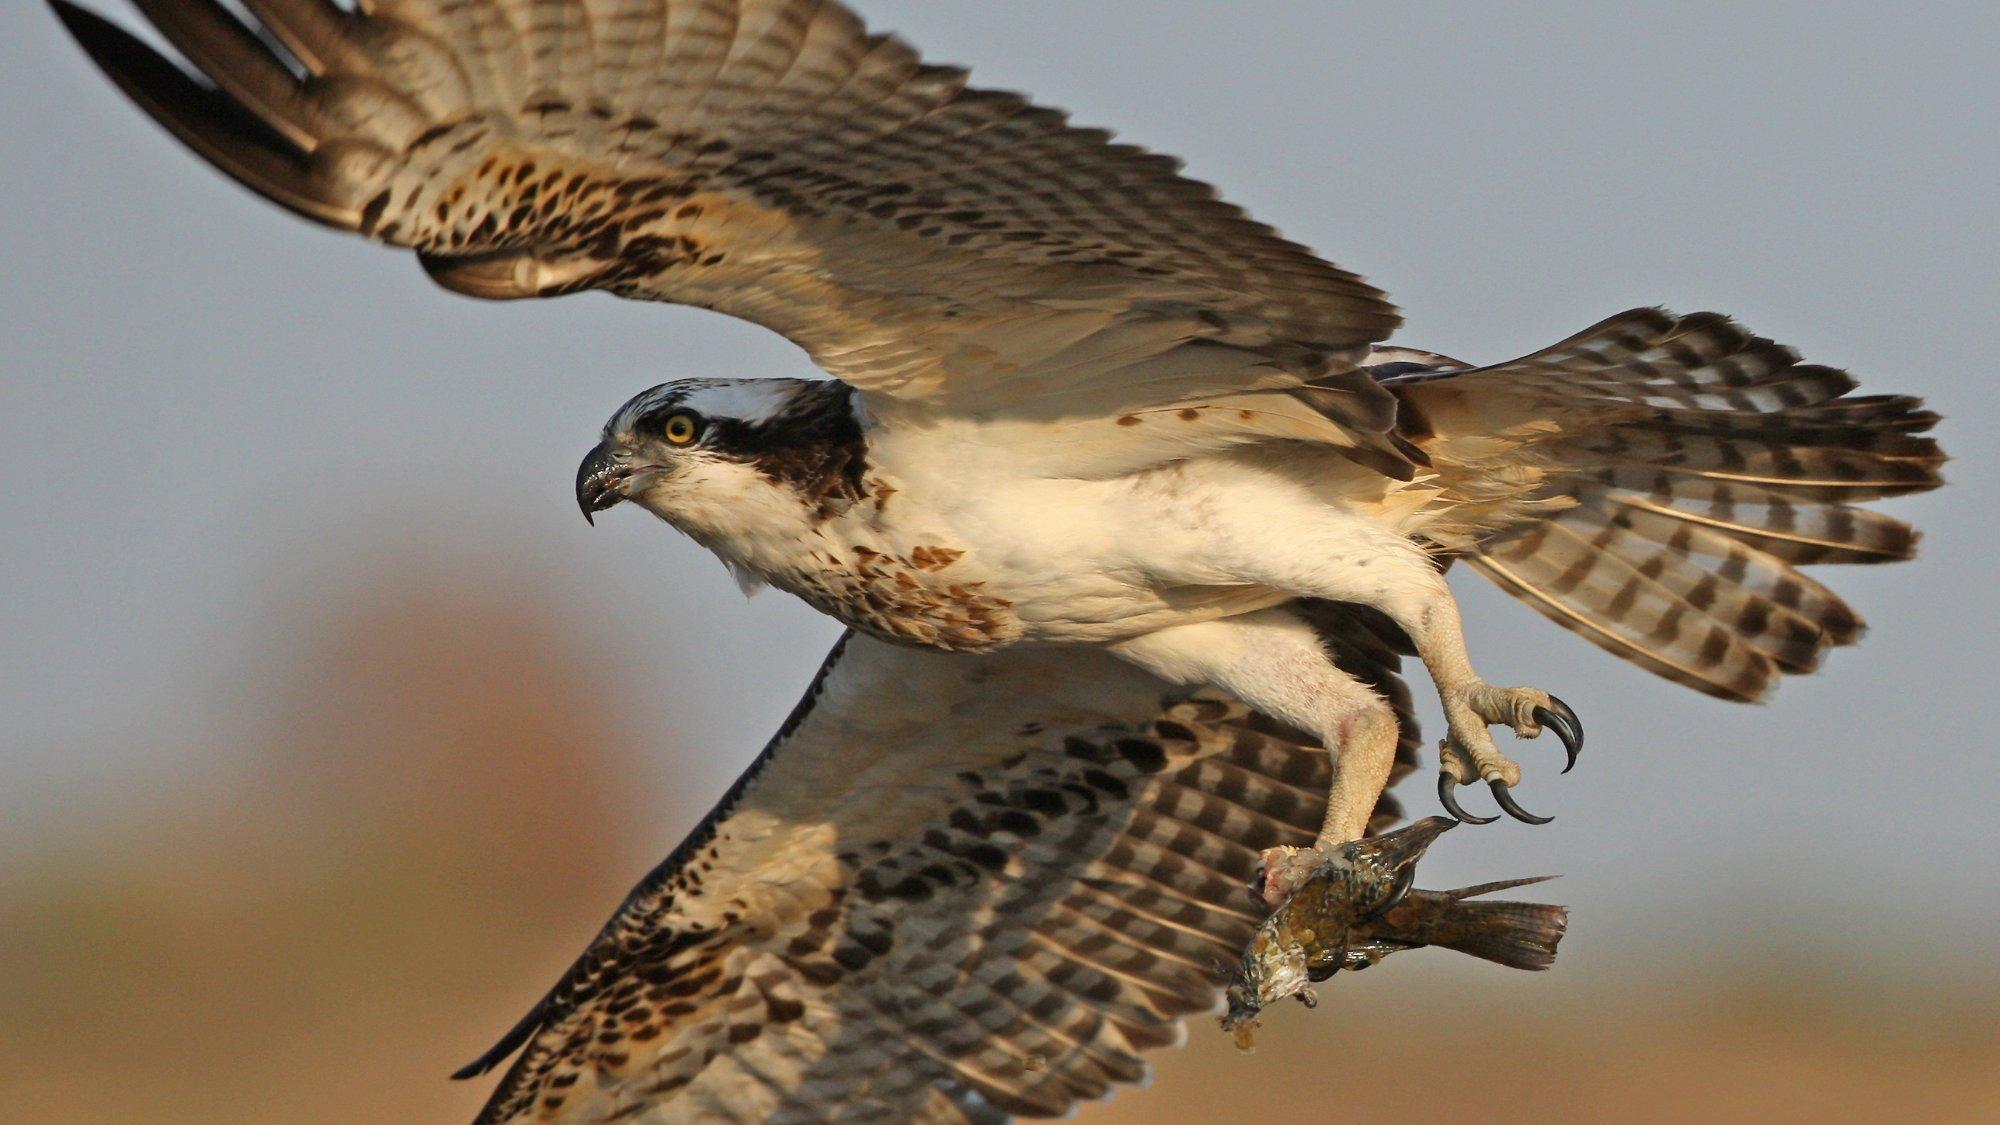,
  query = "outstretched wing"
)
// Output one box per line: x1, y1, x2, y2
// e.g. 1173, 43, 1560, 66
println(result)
459, 603, 1417, 1124
53, 0, 1400, 429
